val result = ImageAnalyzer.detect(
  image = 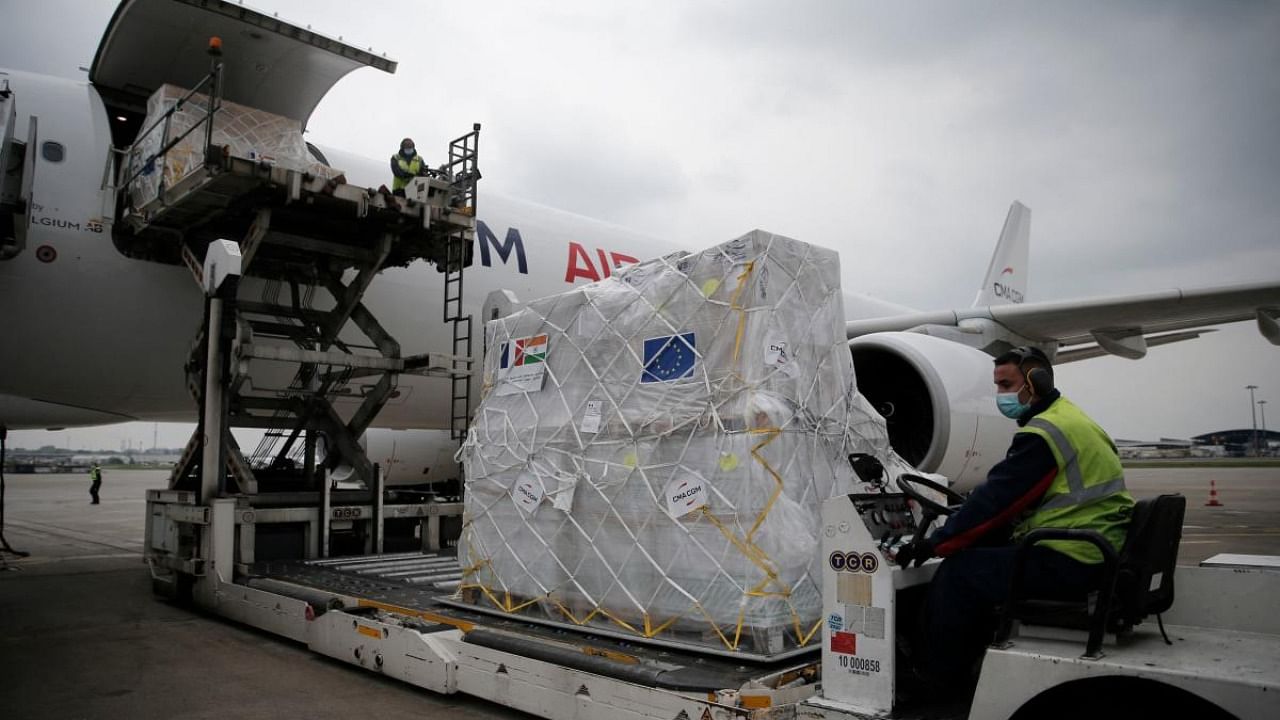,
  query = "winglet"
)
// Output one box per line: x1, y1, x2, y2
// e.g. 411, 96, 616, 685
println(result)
972, 201, 1031, 307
